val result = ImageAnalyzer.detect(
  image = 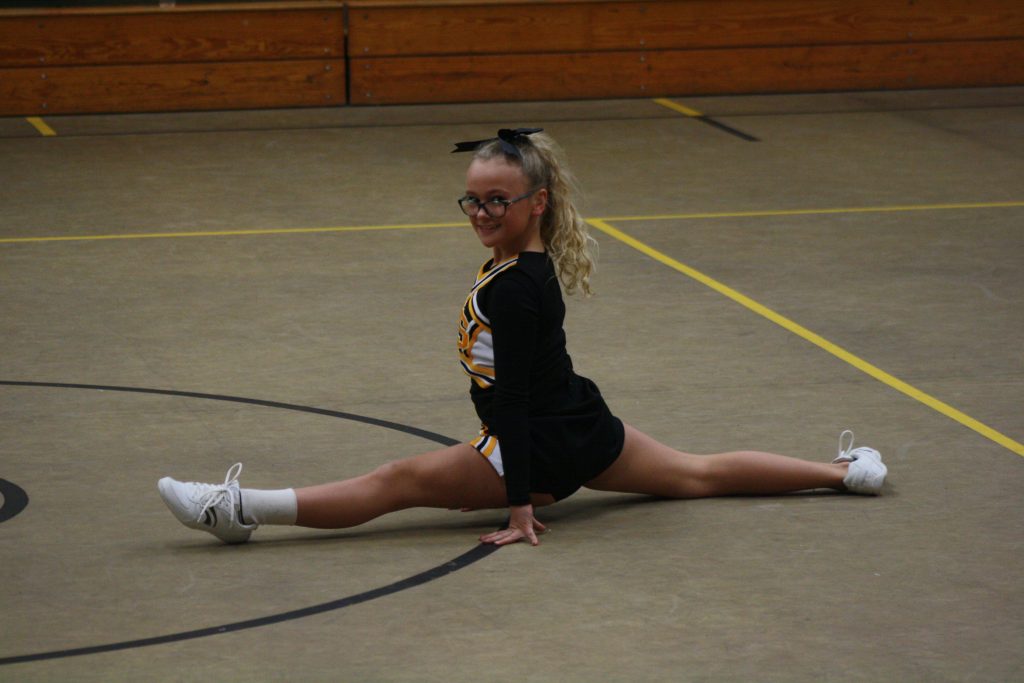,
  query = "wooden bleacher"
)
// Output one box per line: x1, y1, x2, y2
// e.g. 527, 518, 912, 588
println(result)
0, 1, 346, 115
1, 0, 1022, 116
